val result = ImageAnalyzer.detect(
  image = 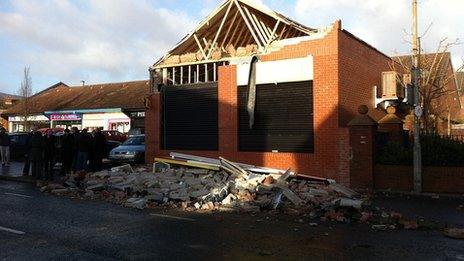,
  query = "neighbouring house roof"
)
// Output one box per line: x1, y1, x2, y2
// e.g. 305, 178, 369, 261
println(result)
0, 92, 22, 111
2, 80, 150, 116
0, 92, 22, 100
153, 0, 316, 67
